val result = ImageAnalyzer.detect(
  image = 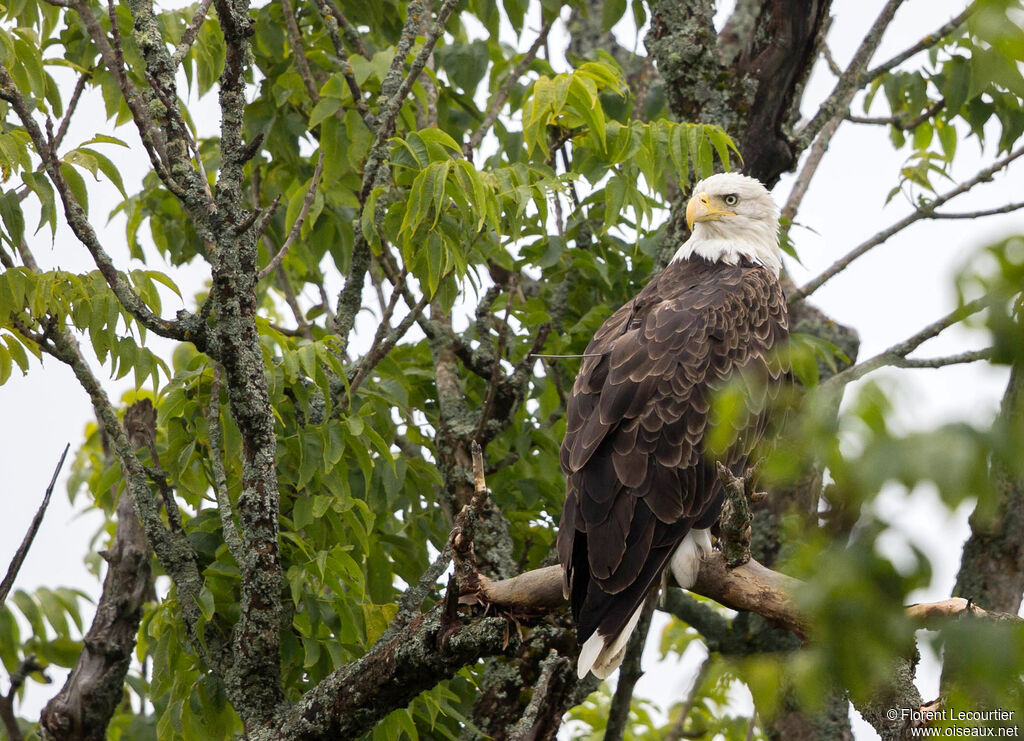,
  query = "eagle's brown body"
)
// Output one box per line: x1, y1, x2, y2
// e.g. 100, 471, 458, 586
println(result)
556, 254, 788, 659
